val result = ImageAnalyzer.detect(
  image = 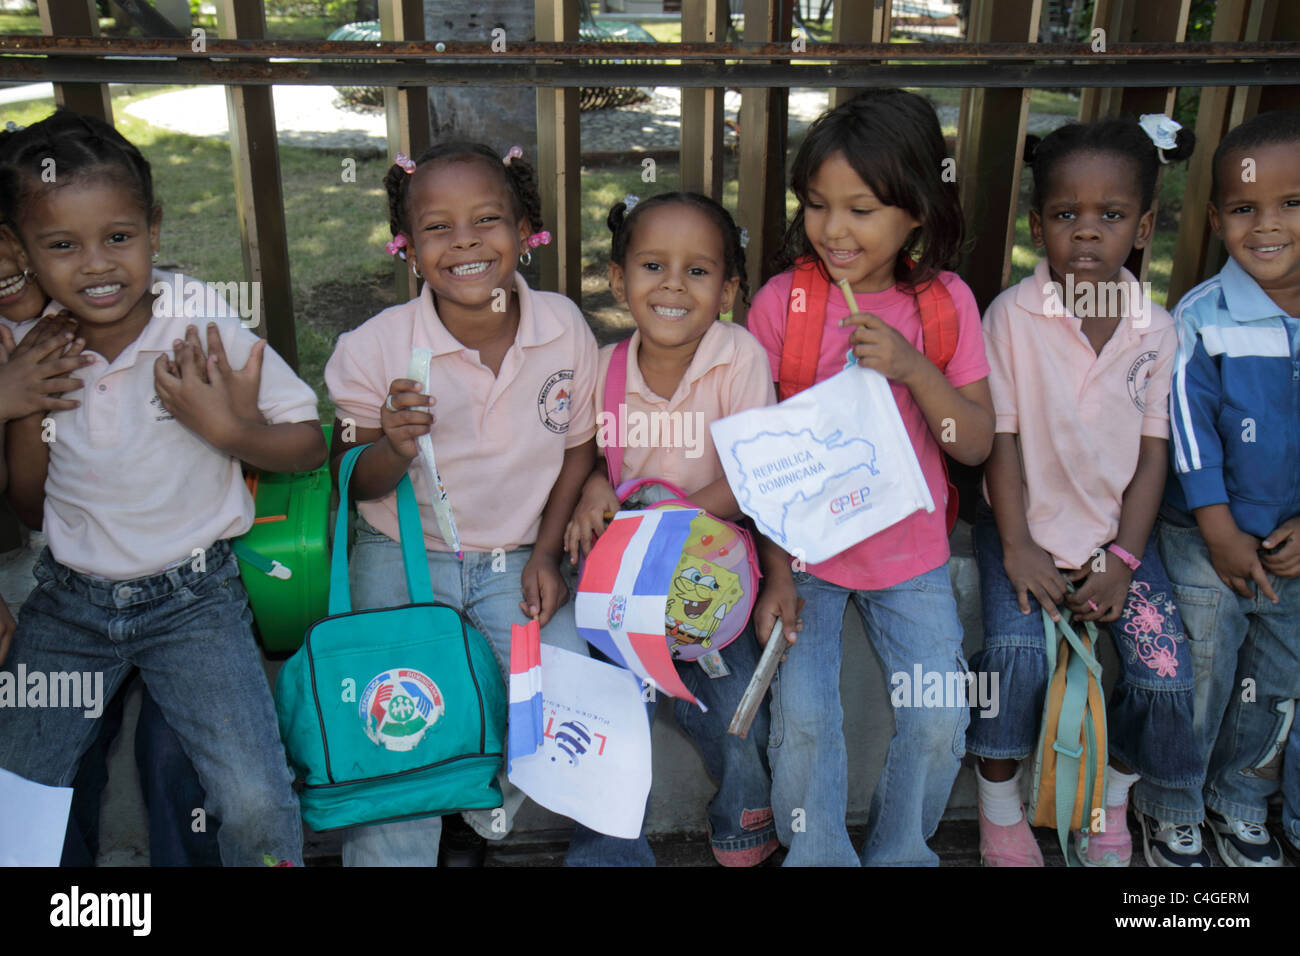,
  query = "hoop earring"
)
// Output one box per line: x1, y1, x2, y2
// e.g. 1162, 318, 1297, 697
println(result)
519, 250, 532, 267
22, 267, 35, 280
411, 261, 423, 279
